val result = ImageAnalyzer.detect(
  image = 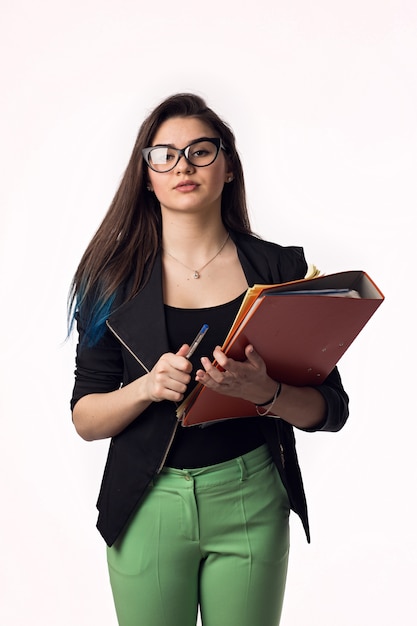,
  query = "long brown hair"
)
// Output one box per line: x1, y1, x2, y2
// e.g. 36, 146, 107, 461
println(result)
69, 93, 252, 342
